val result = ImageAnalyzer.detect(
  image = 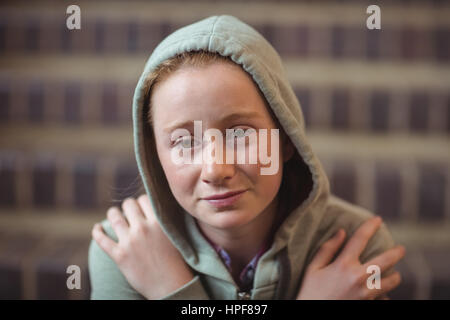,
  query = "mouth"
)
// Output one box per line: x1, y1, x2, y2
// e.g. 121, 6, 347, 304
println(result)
202, 190, 247, 208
